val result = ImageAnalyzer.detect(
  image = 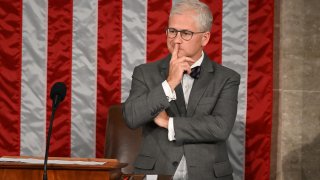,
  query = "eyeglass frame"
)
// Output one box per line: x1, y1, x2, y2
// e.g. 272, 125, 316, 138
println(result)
165, 27, 206, 41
